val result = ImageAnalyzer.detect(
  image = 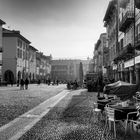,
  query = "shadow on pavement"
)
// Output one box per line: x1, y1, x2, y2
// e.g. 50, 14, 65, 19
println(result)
19, 90, 126, 140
